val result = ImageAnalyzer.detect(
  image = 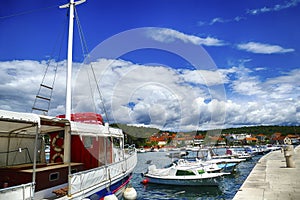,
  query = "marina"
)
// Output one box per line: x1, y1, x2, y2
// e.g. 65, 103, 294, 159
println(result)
1, 1, 299, 200
130, 148, 265, 199
128, 144, 300, 199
